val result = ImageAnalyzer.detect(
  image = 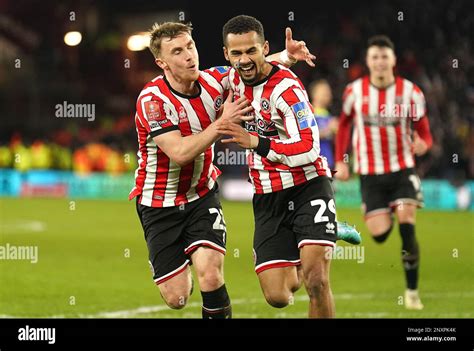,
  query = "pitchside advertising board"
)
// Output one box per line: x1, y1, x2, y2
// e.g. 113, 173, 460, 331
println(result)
0, 169, 472, 210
